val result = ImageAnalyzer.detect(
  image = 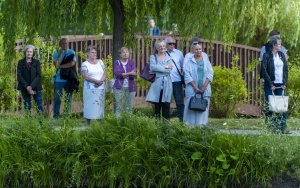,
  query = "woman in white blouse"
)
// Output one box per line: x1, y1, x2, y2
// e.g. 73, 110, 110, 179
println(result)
81, 46, 107, 125
261, 36, 288, 133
